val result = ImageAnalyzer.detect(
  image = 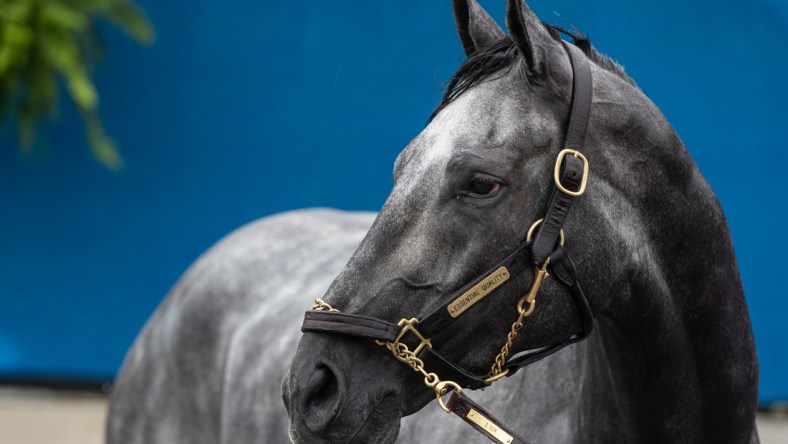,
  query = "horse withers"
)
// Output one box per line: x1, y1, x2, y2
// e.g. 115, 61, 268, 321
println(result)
107, 1, 759, 443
